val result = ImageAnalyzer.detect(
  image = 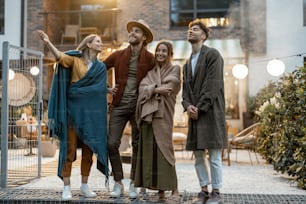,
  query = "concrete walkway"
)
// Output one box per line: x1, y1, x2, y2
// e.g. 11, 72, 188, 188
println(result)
0, 149, 304, 203
17, 149, 305, 195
